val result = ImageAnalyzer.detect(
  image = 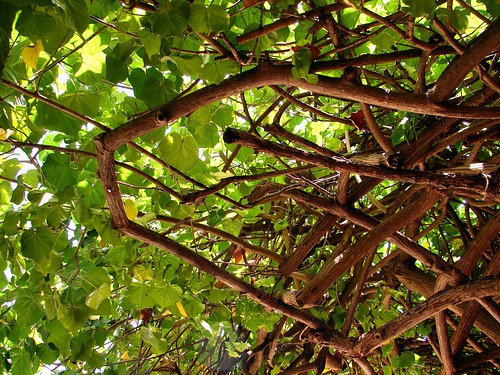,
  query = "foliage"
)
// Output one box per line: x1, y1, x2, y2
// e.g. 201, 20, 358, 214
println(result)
0, 0, 499, 374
